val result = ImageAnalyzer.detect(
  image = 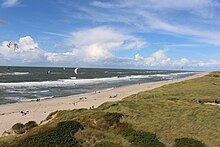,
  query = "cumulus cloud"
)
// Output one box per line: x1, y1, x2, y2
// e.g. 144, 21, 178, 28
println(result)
134, 53, 144, 61
0, 27, 147, 66
145, 50, 171, 66
195, 60, 220, 67
134, 50, 190, 67
0, 36, 46, 64
65, 27, 147, 61
0, 34, 218, 69
1, 0, 20, 7
134, 49, 220, 69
